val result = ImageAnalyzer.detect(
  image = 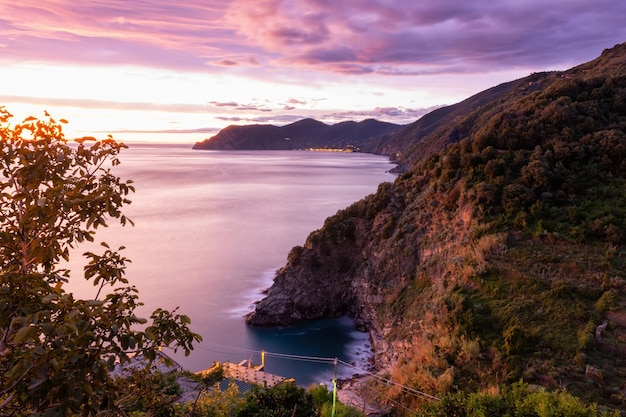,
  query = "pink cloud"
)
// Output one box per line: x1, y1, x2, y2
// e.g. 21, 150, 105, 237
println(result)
211, 55, 261, 66
0, 1, 255, 70
0, 1, 229, 47
0, 94, 218, 113
214, 59, 239, 66
0, 0, 624, 78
